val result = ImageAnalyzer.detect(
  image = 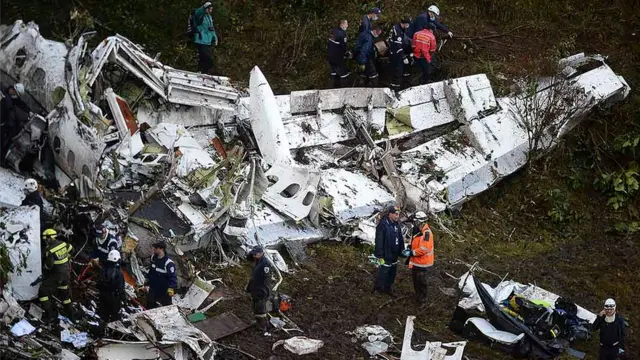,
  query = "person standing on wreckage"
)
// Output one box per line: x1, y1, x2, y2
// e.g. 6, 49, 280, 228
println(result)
593, 298, 627, 360
97, 250, 125, 323
145, 241, 177, 309
192, 1, 219, 75
373, 205, 405, 297
89, 224, 120, 267
245, 246, 272, 334
38, 229, 74, 322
